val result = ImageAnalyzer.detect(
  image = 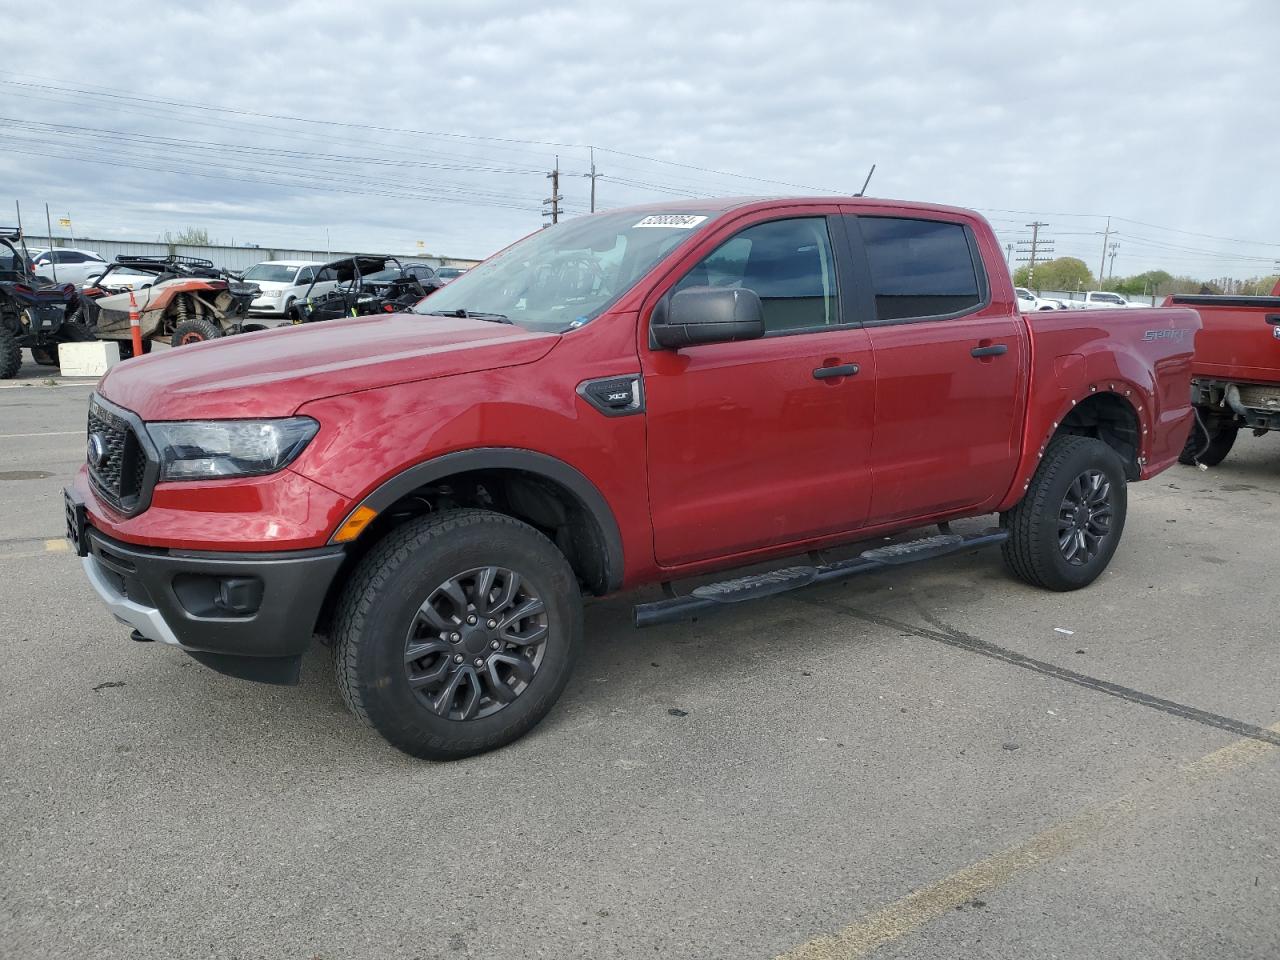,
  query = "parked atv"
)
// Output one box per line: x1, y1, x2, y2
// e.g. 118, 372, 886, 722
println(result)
0, 227, 92, 378
292, 255, 439, 324
76, 255, 261, 350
